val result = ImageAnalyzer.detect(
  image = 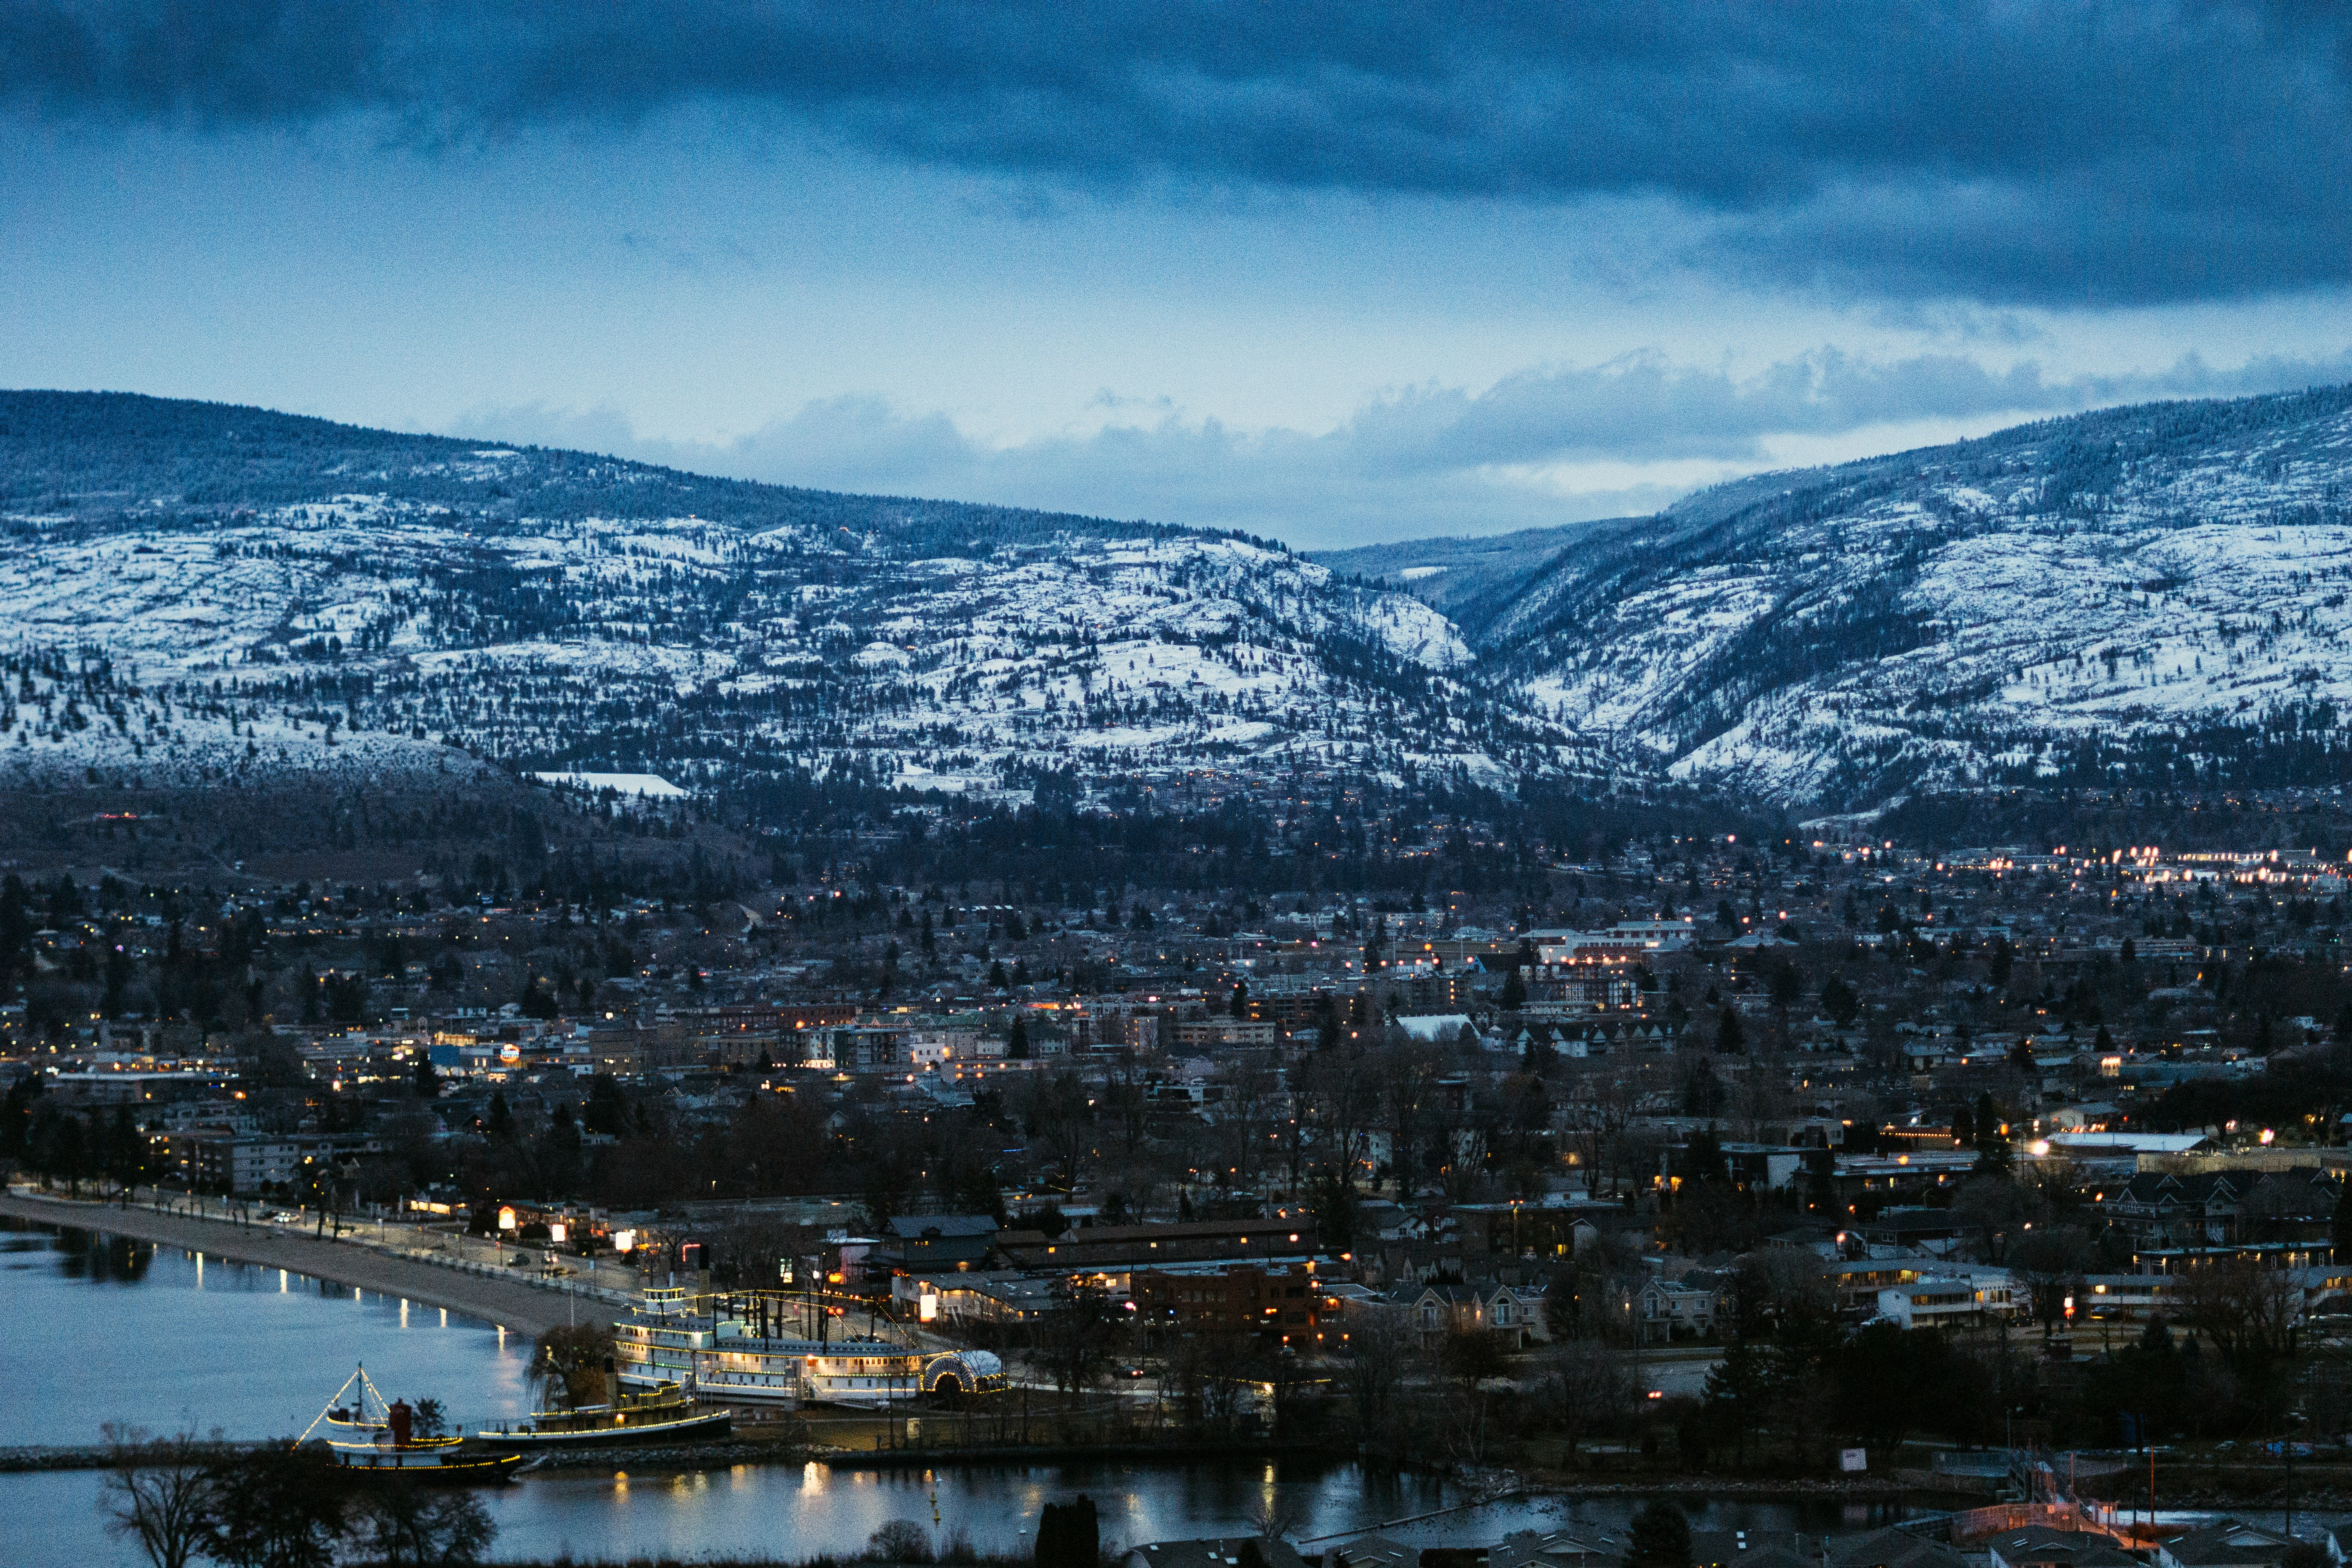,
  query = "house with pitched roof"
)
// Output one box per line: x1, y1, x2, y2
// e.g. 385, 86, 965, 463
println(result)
2157, 1519, 2312, 1568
